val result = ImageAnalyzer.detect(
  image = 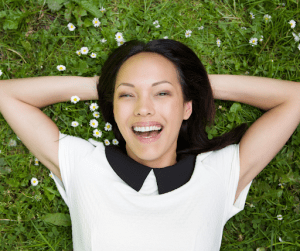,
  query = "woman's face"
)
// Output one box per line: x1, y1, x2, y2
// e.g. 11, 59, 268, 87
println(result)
113, 52, 192, 168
